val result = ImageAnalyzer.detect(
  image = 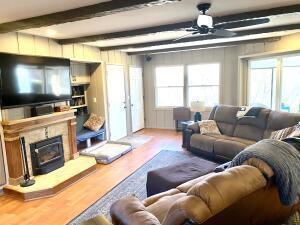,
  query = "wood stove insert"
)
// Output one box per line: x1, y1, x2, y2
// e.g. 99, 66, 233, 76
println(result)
30, 135, 65, 176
